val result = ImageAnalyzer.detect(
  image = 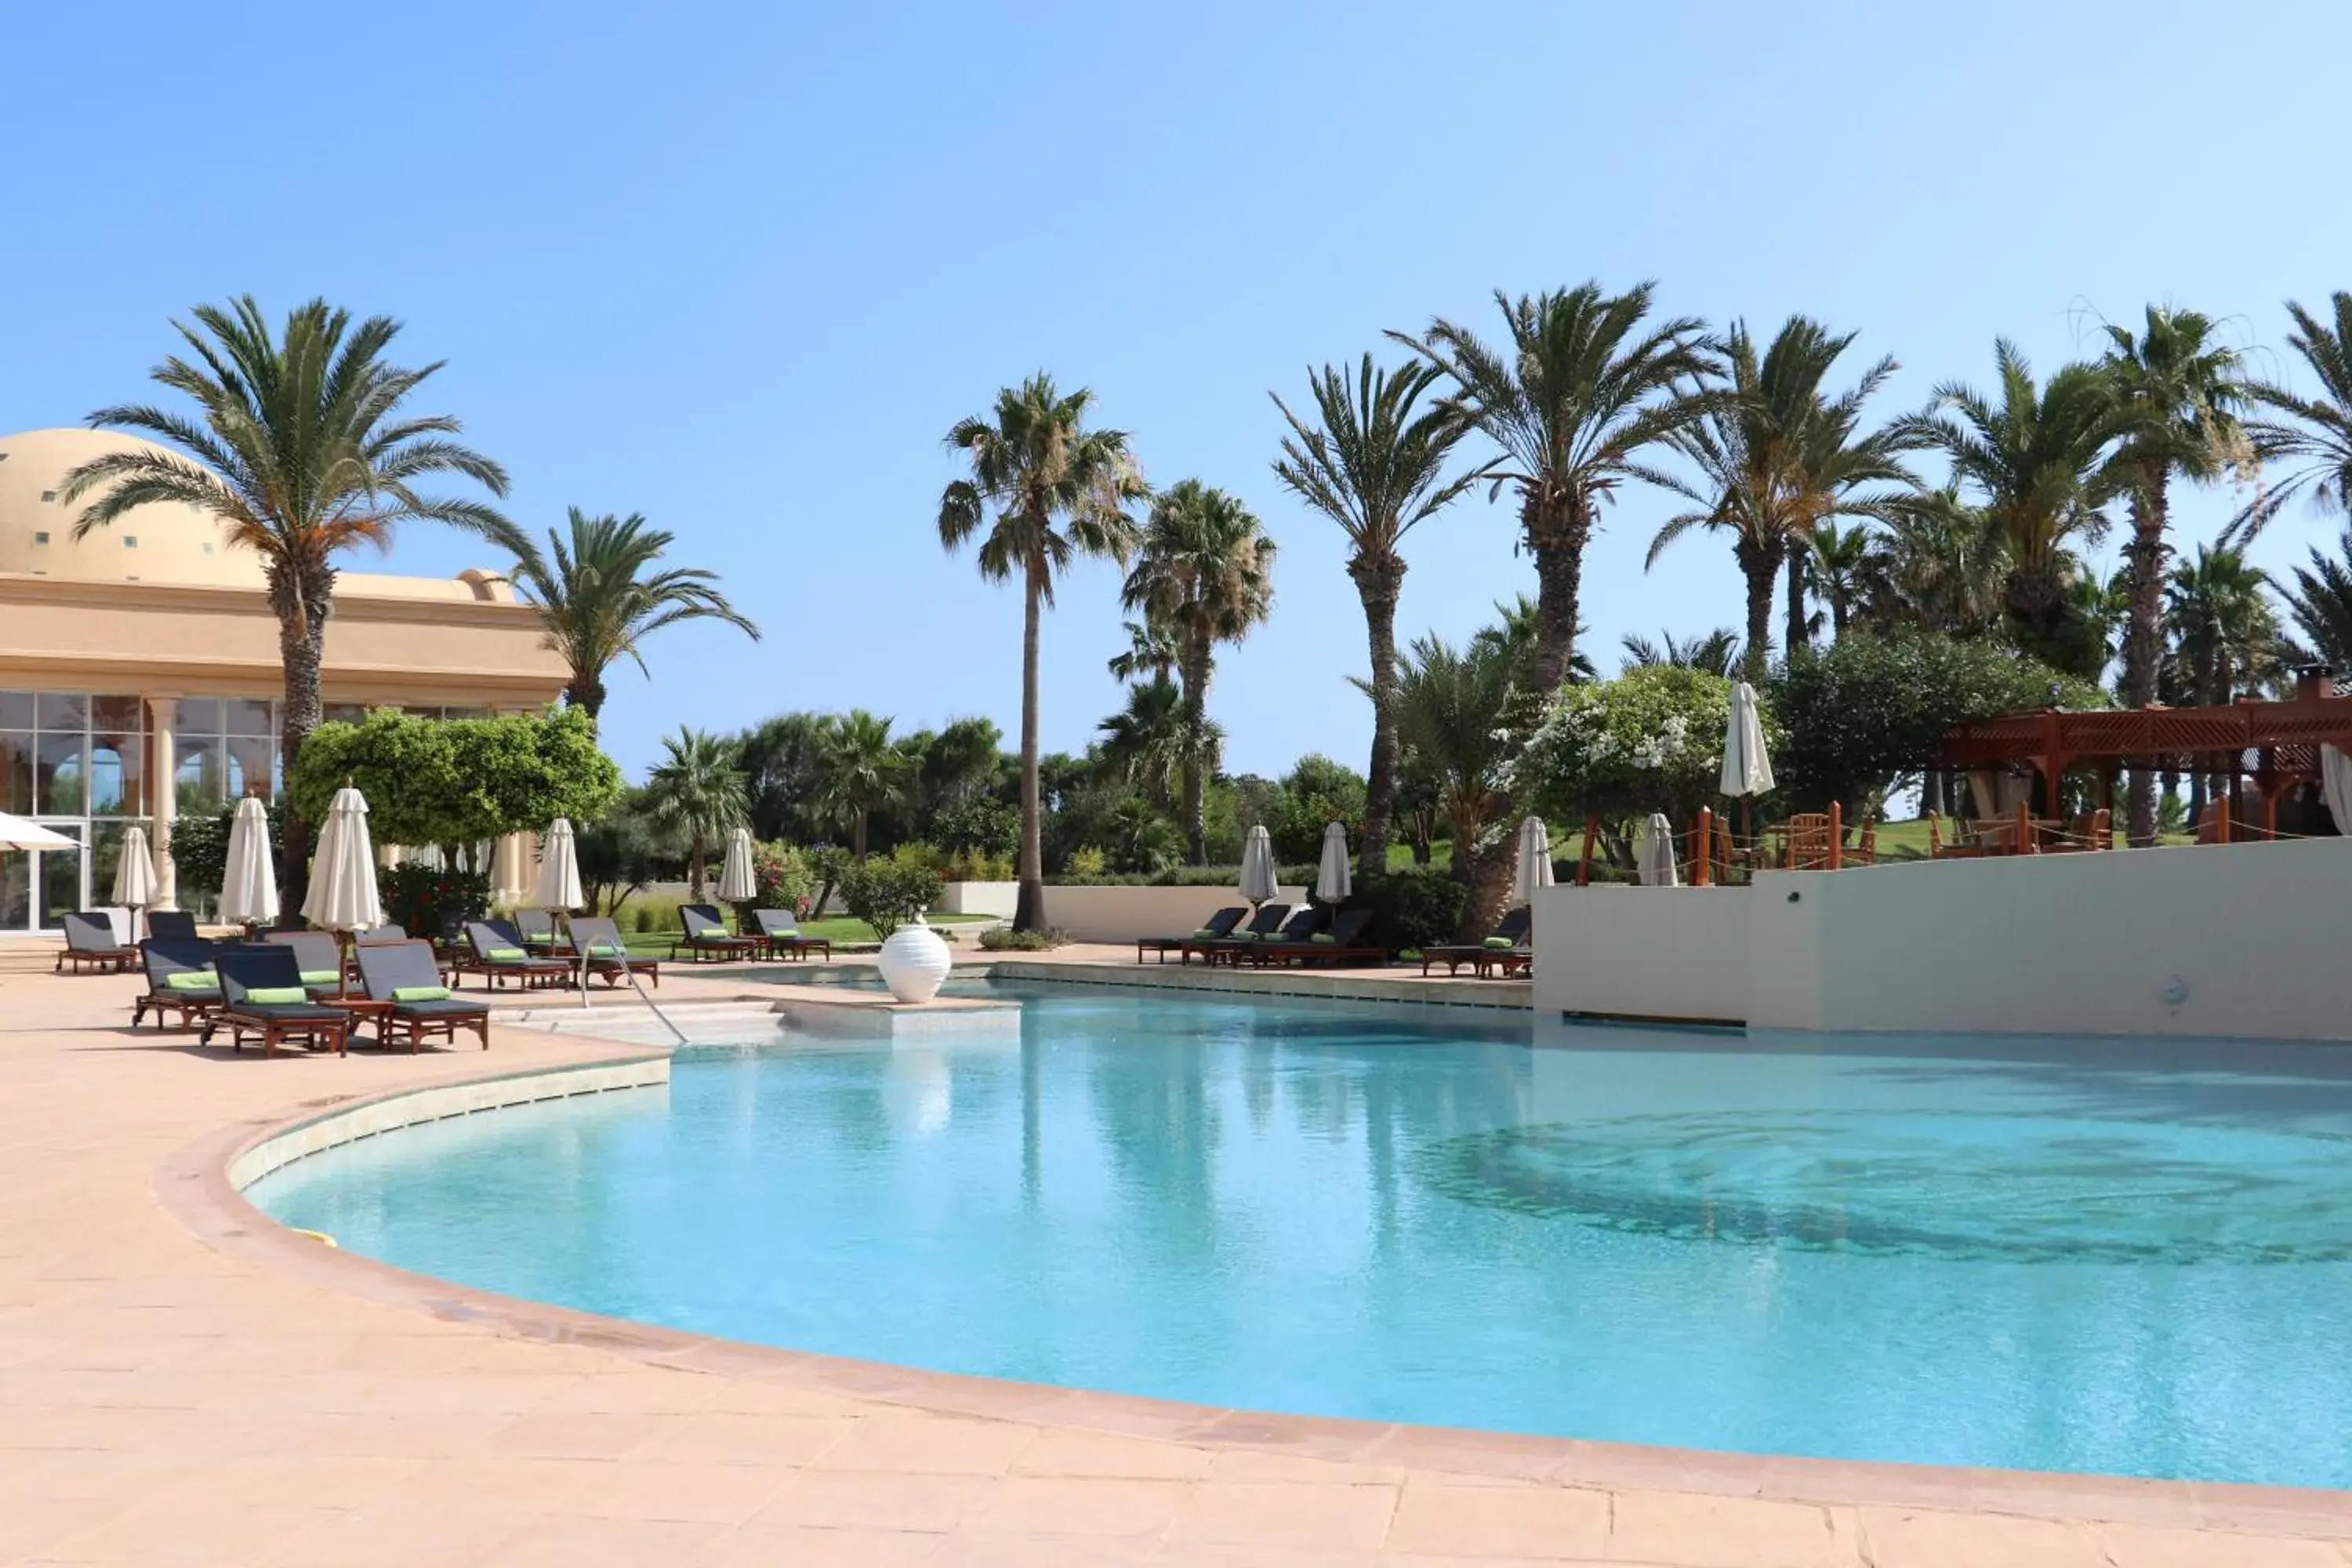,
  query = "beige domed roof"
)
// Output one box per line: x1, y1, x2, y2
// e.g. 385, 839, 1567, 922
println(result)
0, 428, 264, 587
